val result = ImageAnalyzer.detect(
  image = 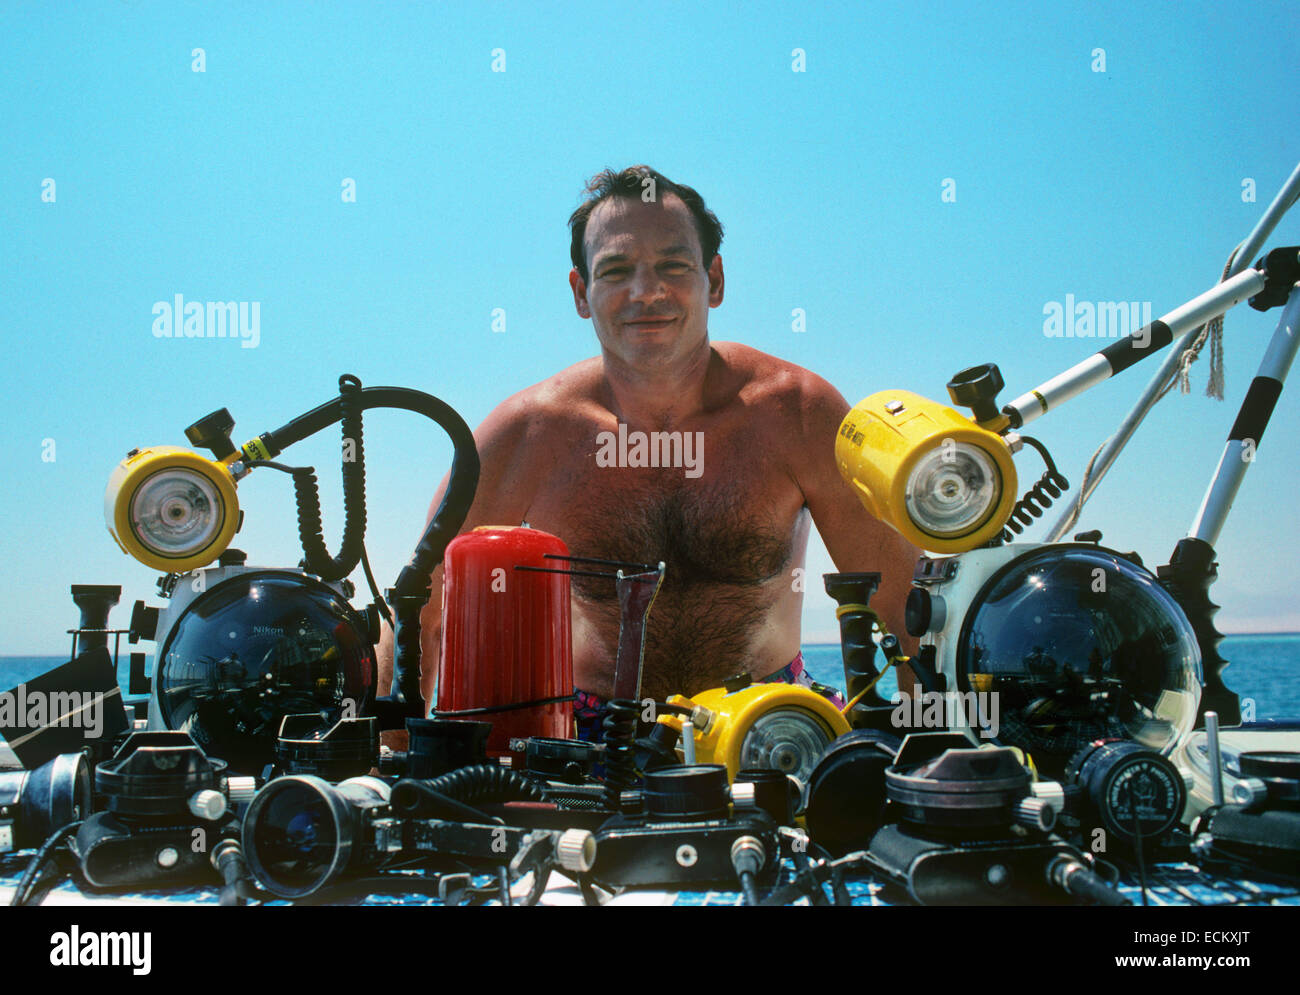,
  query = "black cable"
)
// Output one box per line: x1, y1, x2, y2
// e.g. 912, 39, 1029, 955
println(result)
1000, 436, 1070, 540
807, 840, 856, 906
245, 455, 372, 585
249, 381, 481, 717
9, 821, 80, 907
791, 849, 829, 906
602, 699, 640, 810
1132, 808, 1149, 907
359, 543, 393, 629
497, 865, 513, 907
738, 869, 760, 907
240, 457, 390, 629
387, 781, 500, 824
284, 375, 368, 581
424, 763, 549, 803
290, 873, 452, 905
